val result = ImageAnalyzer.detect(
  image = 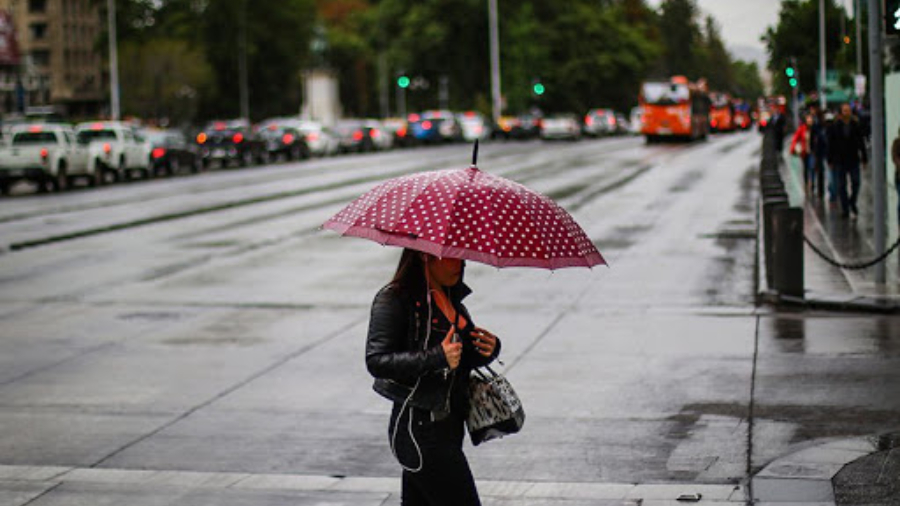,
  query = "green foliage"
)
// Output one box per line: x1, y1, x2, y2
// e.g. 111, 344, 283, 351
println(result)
761, 0, 848, 96
119, 38, 212, 125
107, 0, 765, 122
